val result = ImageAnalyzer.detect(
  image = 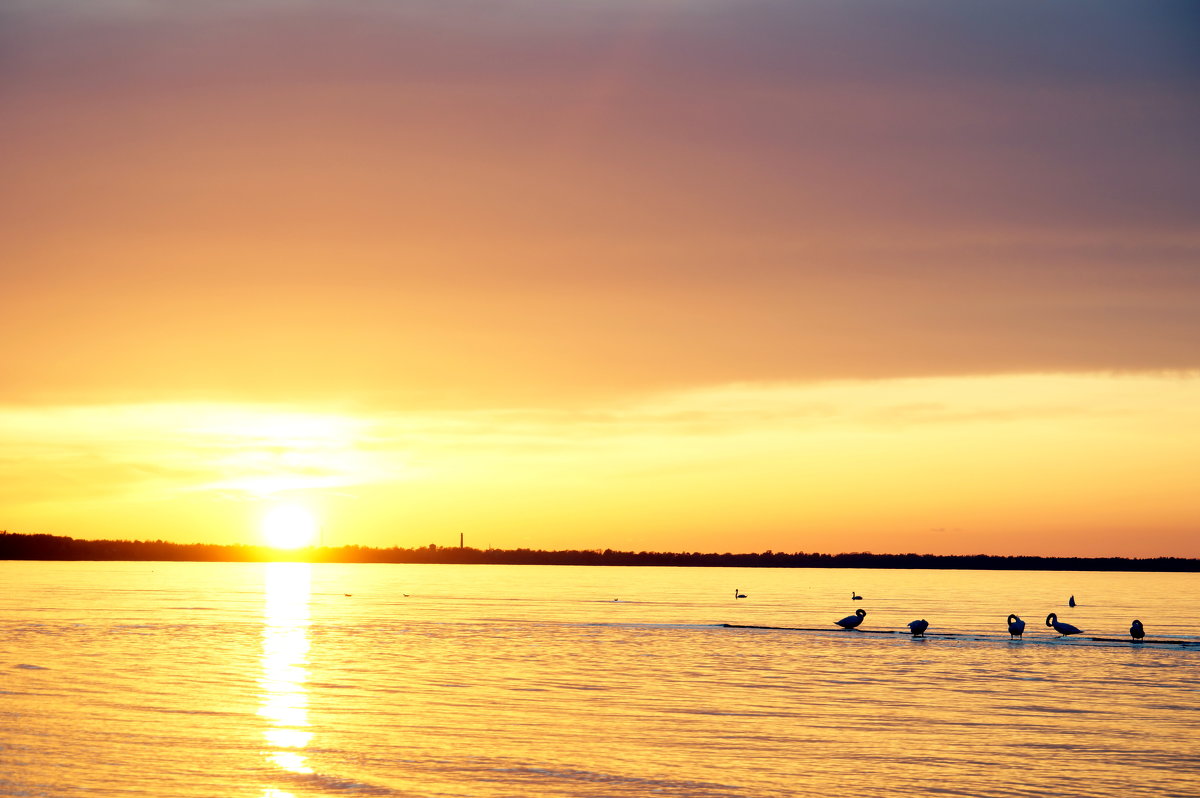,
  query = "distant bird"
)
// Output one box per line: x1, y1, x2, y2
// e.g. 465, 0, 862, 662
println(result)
735, 589, 747, 599
1046, 612, 1083, 637
1007, 614, 1025, 639
835, 608, 867, 629
344, 593, 352, 597
1068, 595, 1076, 607
1130, 619, 1145, 642
851, 591, 863, 600
907, 619, 929, 638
